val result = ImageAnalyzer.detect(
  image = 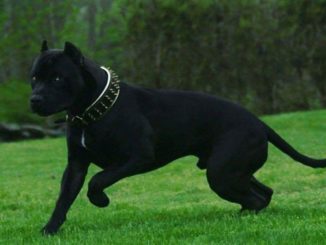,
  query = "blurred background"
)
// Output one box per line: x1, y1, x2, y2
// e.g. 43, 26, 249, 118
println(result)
1, 0, 326, 140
